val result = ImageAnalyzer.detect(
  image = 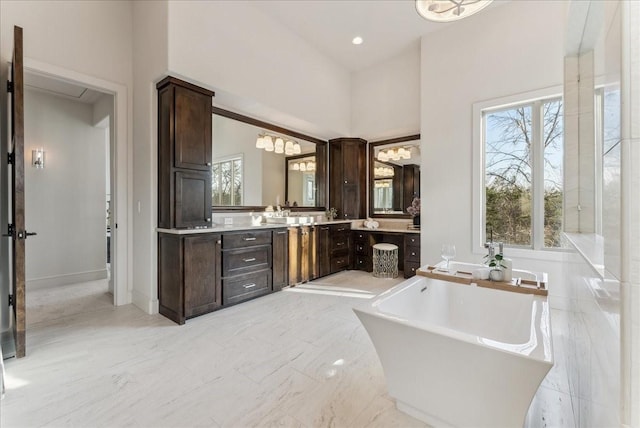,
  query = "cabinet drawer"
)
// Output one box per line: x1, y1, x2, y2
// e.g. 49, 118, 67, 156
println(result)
222, 246, 271, 277
353, 231, 368, 241
355, 255, 372, 272
354, 242, 369, 255
331, 255, 350, 272
223, 231, 272, 248
405, 235, 420, 247
404, 262, 420, 278
330, 224, 351, 233
330, 234, 350, 251
223, 270, 272, 306
405, 247, 421, 262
